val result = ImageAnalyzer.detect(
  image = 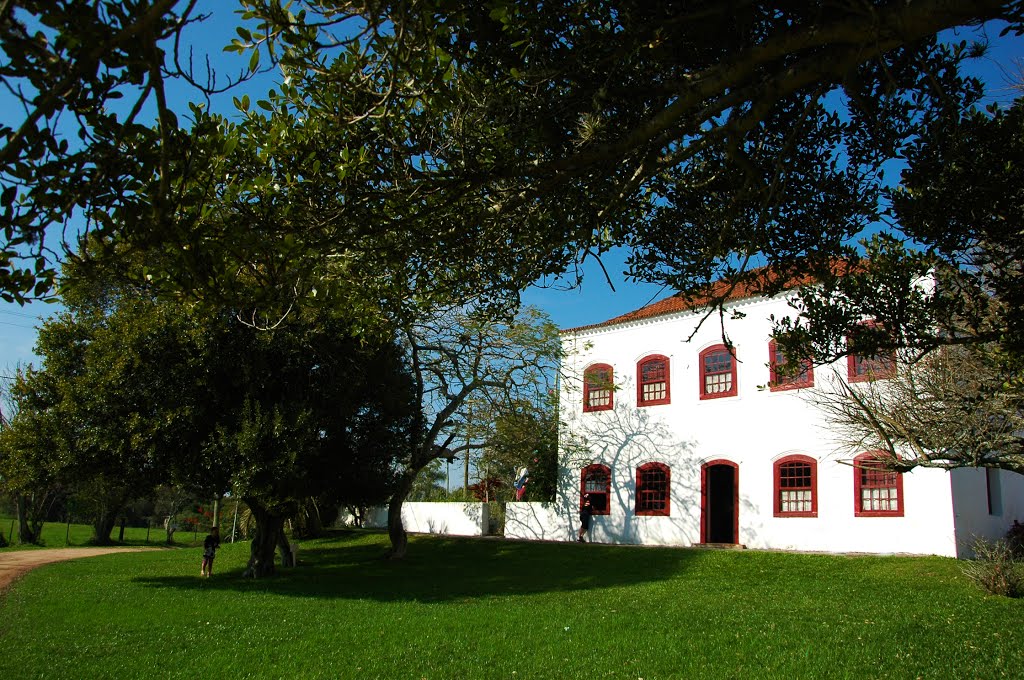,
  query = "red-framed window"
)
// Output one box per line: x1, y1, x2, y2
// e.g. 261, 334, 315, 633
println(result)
700, 345, 737, 399
583, 363, 614, 412
768, 340, 814, 391
773, 455, 817, 517
581, 464, 611, 515
637, 355, 671, 406
847, 323, 896, 382
635, 462, 671, 516
853, 452, 904, 517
